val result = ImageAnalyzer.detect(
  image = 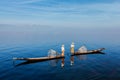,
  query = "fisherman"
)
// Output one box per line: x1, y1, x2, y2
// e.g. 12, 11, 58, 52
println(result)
61, 44, 65, 67
70, 42, 75, 54
61, 44, 65, 57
